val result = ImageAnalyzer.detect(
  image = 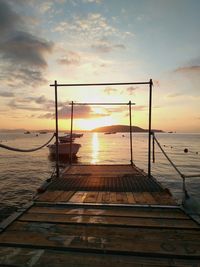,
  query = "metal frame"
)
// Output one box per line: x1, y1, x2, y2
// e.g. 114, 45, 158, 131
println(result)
50, 80, 153, 178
